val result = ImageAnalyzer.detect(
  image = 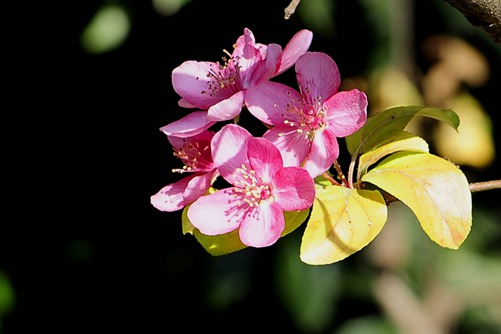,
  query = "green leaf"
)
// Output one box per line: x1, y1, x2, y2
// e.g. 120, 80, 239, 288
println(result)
300, 186, 387, 265
362, 151, 472, 249
0, 270, 15, 316
346, 105, 459, 156
80, 4, 131, 54
182, 201, 310, 256
357, 132, 429, 179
